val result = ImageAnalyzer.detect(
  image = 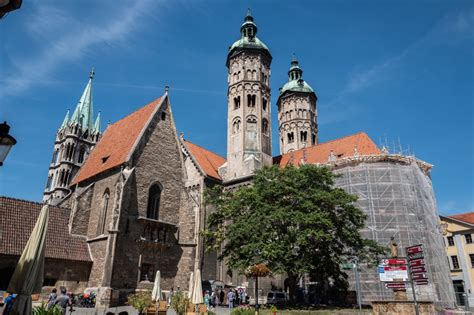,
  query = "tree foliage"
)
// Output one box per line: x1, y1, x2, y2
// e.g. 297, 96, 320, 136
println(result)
203, 164, 385, 301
